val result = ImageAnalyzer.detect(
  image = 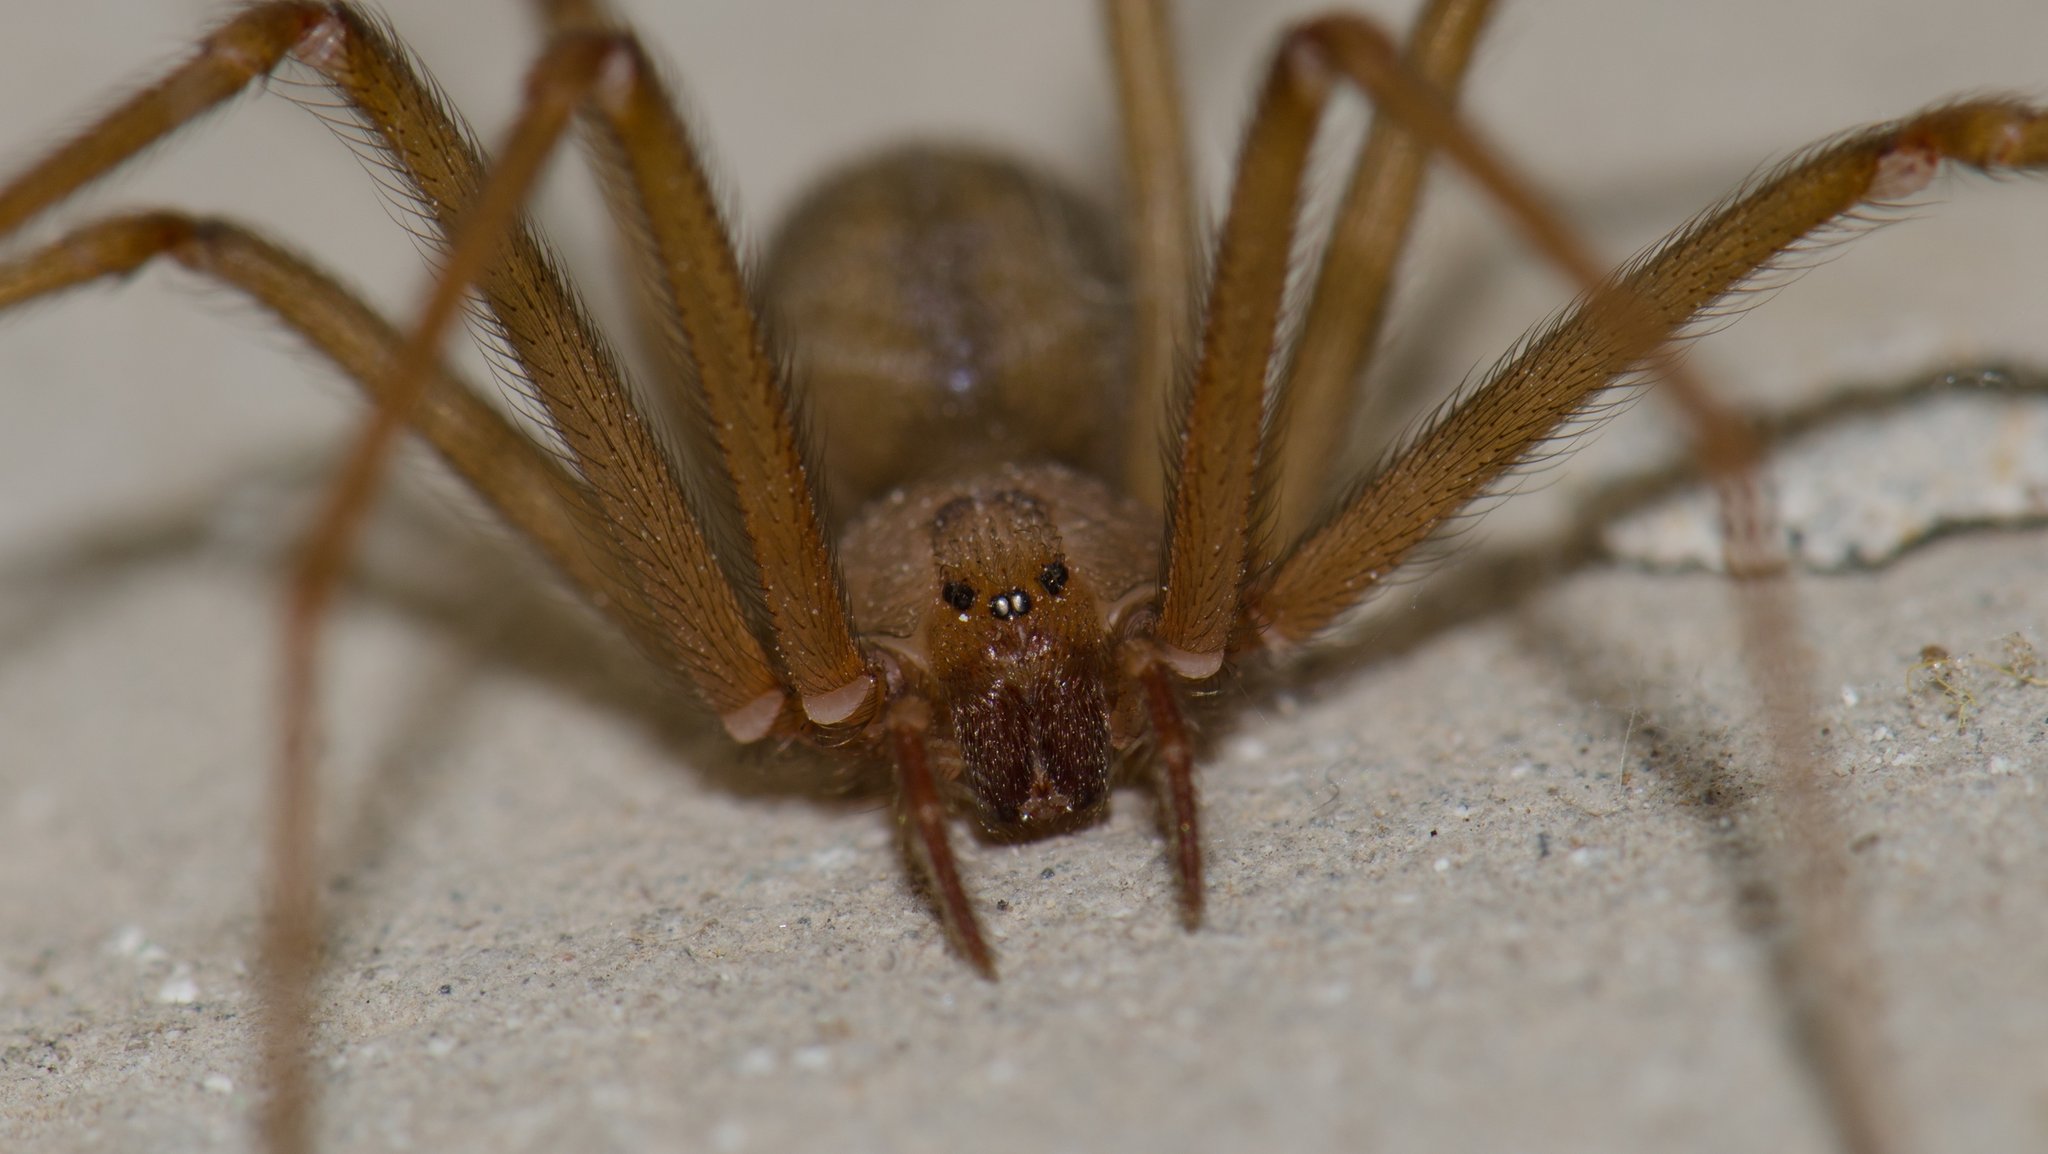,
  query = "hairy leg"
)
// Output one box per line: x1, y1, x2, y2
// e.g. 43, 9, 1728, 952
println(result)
1104, 0, 1197, 513
0, 7, 796, 1150
1234, 20, 2048, 1154
551, 21, 878, 728
1266, 0, 1496, 549
0, 211, 617, 604
1148, 25, 1329, 678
